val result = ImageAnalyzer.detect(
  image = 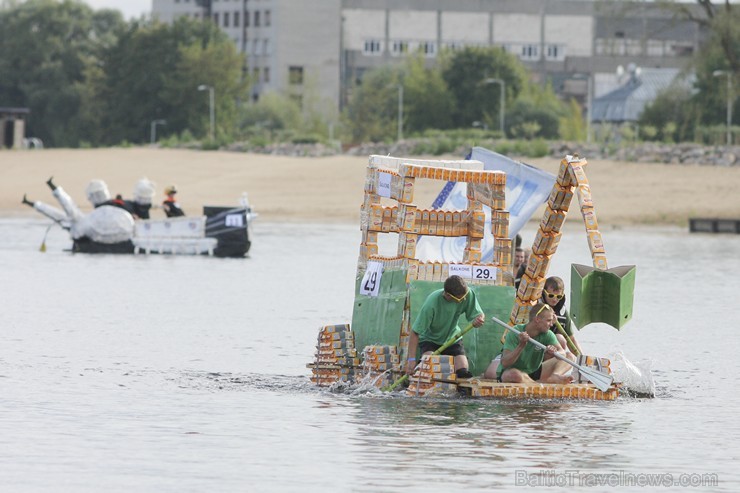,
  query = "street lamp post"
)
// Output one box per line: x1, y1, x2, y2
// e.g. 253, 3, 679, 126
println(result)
150, 119, 166, 144
713, 70, 734, 146
197, 84, 215, 140
481, 78, 505, 136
